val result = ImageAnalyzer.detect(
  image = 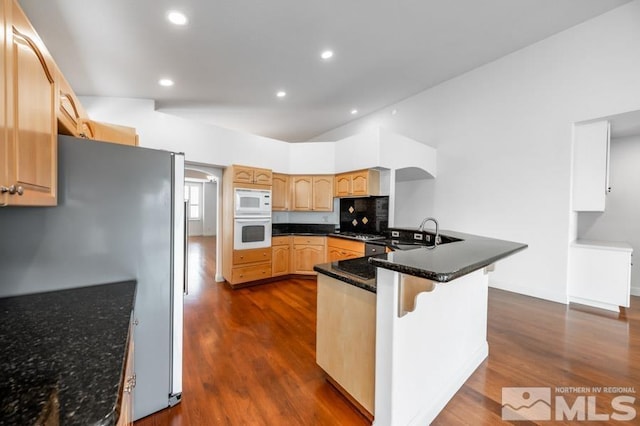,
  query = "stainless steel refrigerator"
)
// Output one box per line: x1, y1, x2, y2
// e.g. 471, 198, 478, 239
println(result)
0, 135, 185, 420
